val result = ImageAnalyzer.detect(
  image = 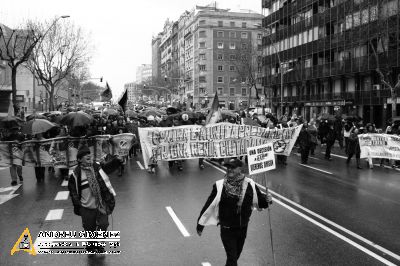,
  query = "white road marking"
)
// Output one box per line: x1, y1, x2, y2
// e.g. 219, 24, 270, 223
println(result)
298, 163, 333, 175
295, 153, 321, 161
273, 198, 397, 266
45, 209, 64, 221
204, 160, 226, 173
202, 263, 212, 266
256, 184, 400, 262
323, 152, 347, 159
208, 160, 400, 263
54, 191, 69, 200
136, 161, 144, 170
165, 206, 190, 237
61, 180, 68, 187
0, 194, 19, 205
0, 187, 14, 193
